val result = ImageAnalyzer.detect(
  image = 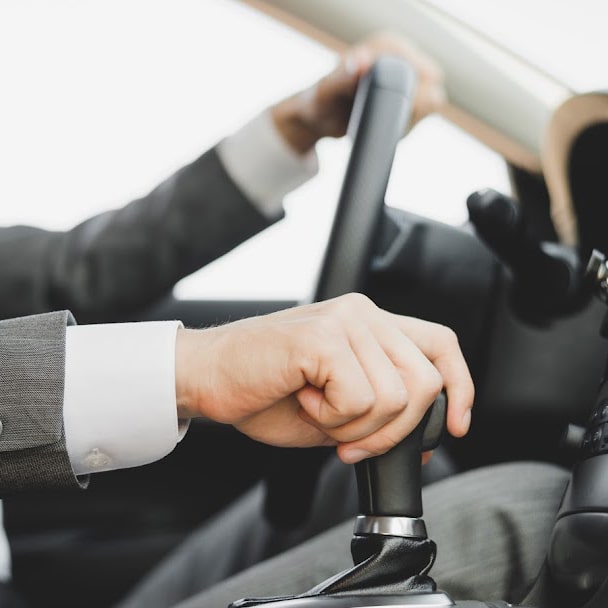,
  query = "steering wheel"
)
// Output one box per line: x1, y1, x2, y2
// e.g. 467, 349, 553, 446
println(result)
313, 56, 416, 302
